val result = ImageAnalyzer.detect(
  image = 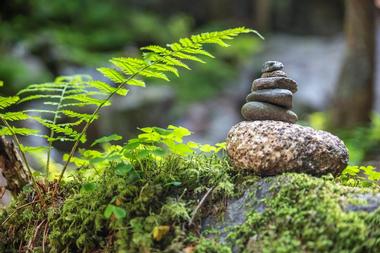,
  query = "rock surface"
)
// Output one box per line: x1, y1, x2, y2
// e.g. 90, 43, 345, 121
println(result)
246, 89, 293, 109
252, 77, 298, 93
202, 173, 380, 252
261, 70, 288, 78
261, 61, 284, 73
226, 121, 348, 176
241, 102, 297, 123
